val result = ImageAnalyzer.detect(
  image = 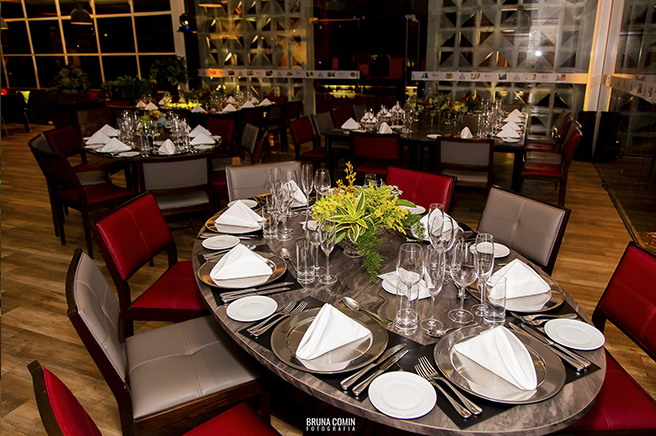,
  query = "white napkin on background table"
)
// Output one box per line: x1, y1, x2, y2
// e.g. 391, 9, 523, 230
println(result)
460, 127, 473, 138
454, 326, 538, 391
190, 132, 215, 145
215, 200, 264, 230
98, 124, 118, 137
189, 125, 212, 138
289, 180, 308, 207
222, 104, 237, 113
145, 102, 159, 111
241, 101, 255, 108
296, 304, 371, 360
158, 97, 167, 105
86, 130, 111, 145
510, 109, 524, 118
378, 271, 430, 300
497, 125, 521, 138
158, 139, 176, 155
136, 100, 147, 108
250, 97, 259, 104
503, 121, 522, 131
100, 138, 131, 153
209, 244, 272, 282
489, 259, 550, 299
191, 105, 205, 113
504, 113, 522, 123
227, 96, 237, 103
258, 98, 272, 106
379, 122, 393, 134
341, 118, 360, 130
